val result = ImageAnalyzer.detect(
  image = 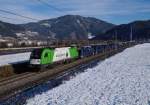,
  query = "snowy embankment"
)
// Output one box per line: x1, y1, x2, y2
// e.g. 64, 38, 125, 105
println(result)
0, 52, 31, 66
26, 43, 150, 105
